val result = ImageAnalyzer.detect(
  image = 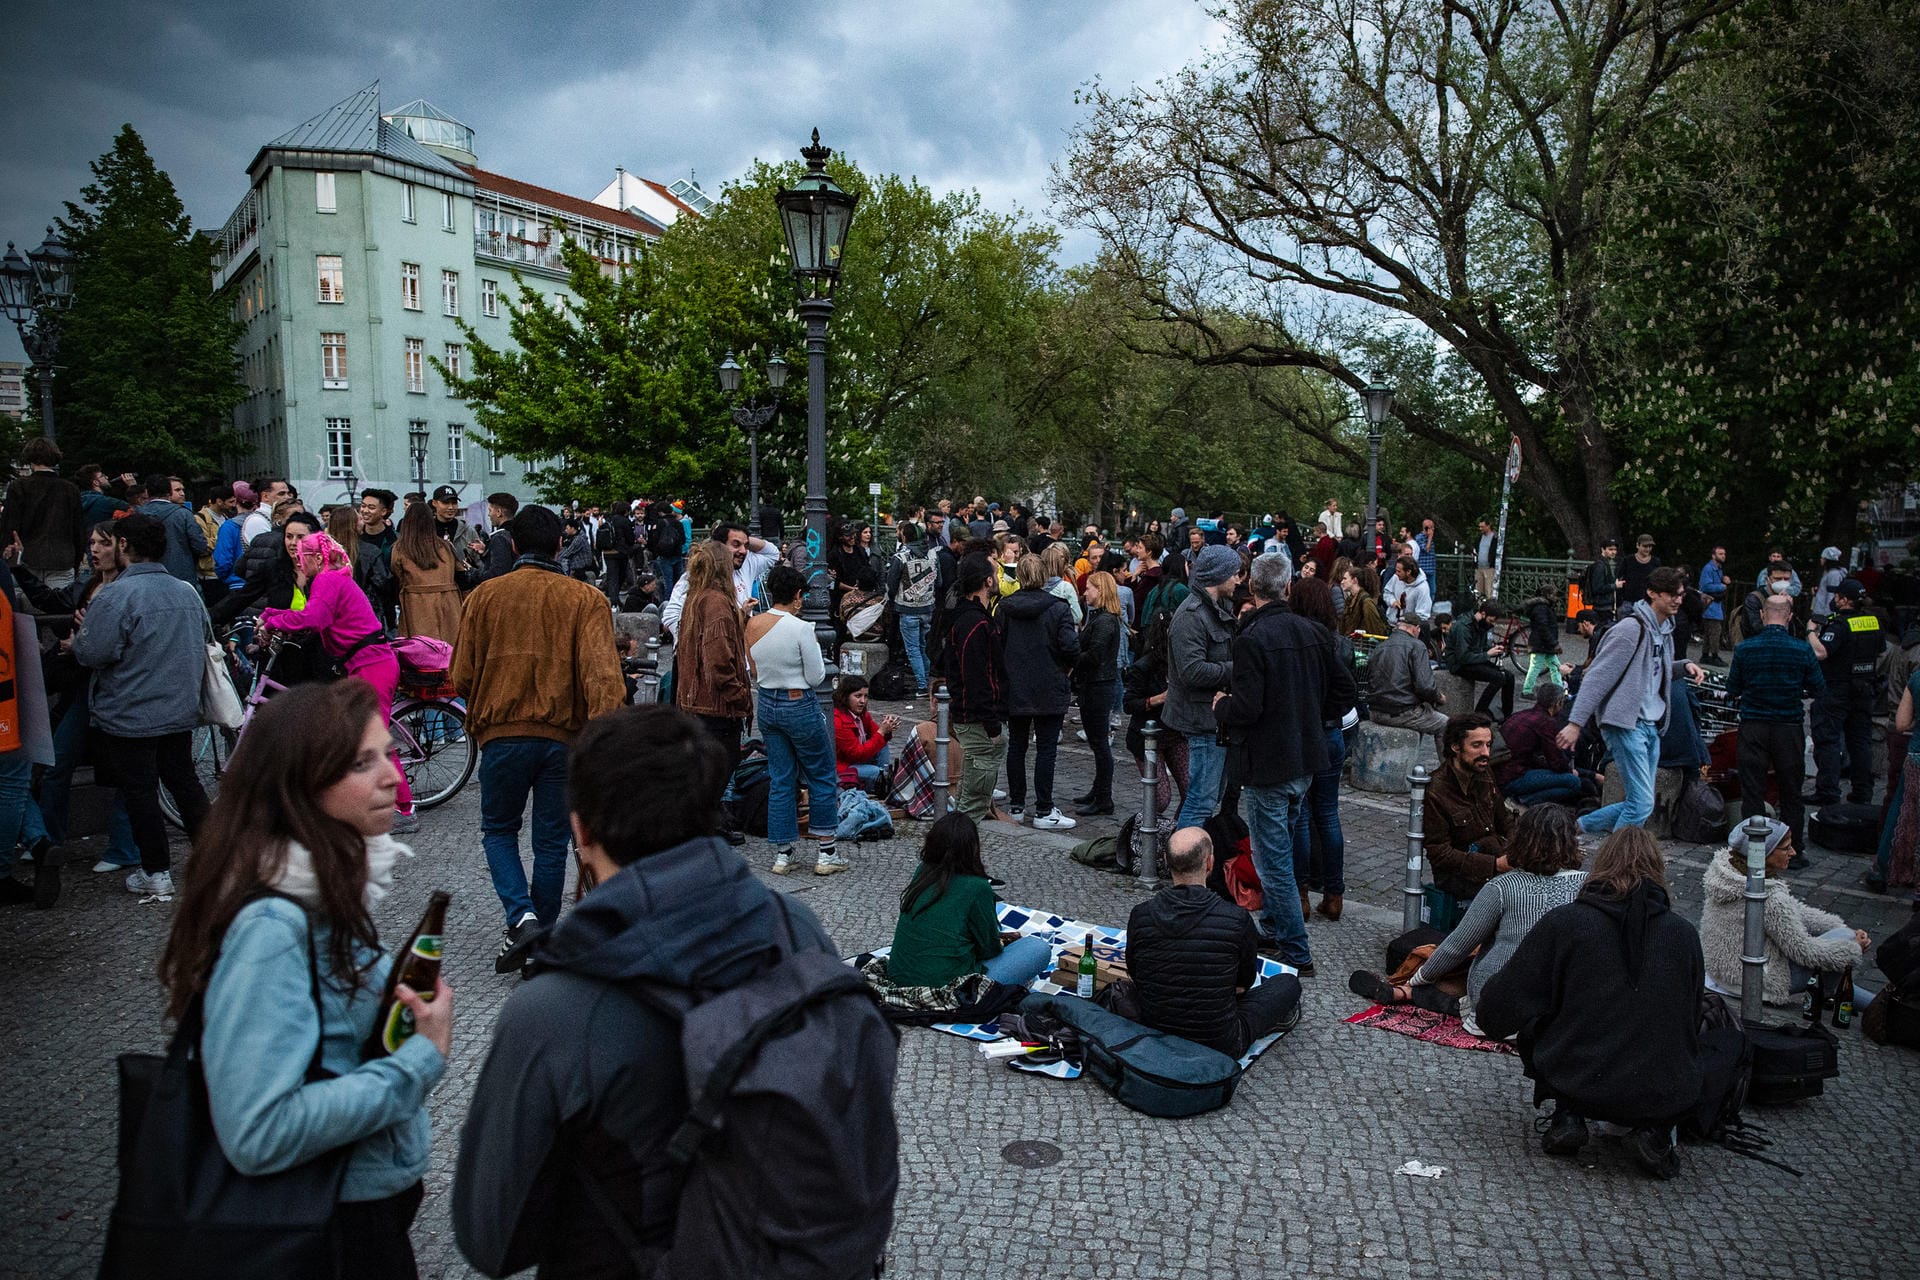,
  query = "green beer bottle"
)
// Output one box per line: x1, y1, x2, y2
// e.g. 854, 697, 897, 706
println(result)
364, 891, 451, 1058
1076, 932, 1098, 999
